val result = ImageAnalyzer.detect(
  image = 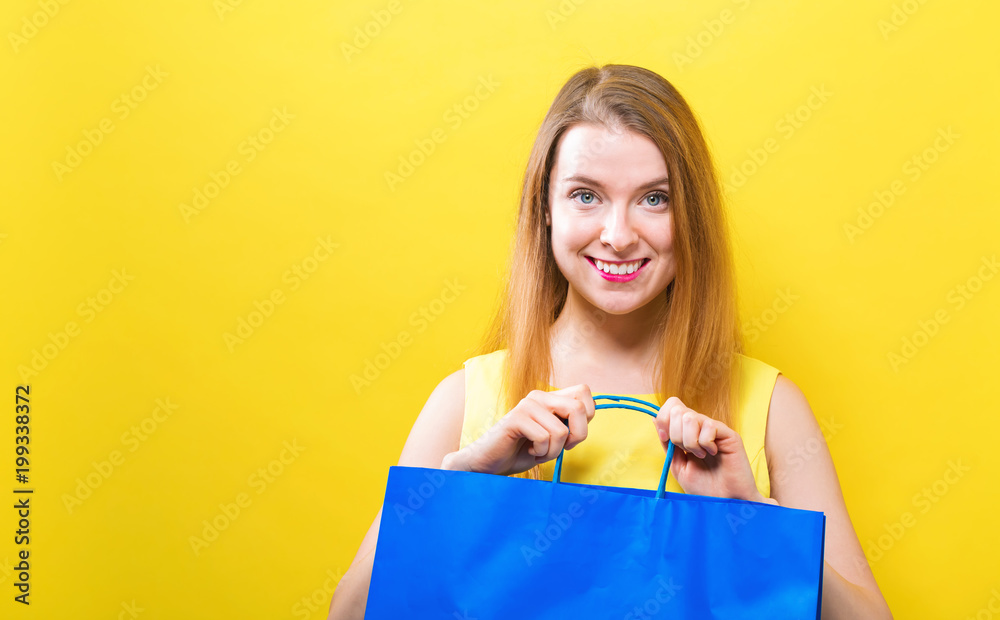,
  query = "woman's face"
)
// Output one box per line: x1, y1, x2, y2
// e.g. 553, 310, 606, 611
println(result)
547, 123, 676, 316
